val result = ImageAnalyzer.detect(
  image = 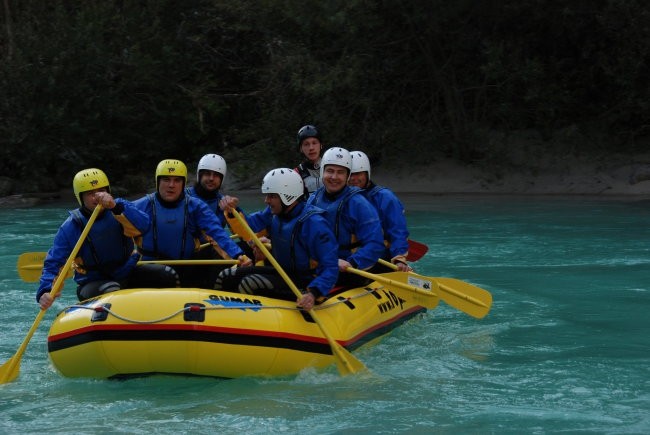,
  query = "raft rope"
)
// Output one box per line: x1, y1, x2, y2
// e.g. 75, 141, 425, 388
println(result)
66, 289, 378, 325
